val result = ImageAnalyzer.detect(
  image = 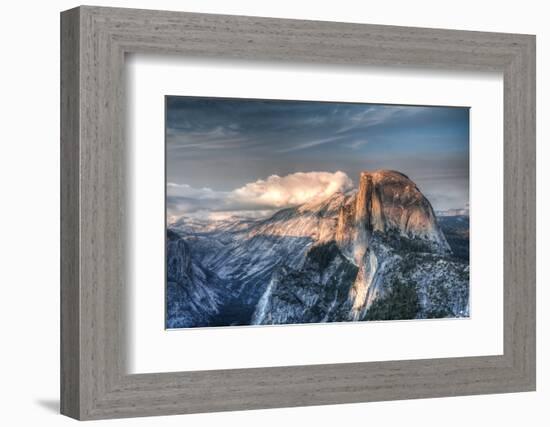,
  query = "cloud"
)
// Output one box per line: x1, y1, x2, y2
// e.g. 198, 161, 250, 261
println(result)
167, 171, 353, 219
231, 171, 352, 208
348, 138, 369, 149
273, 106, 420, 153
166, 183, 225, 199
277, 135, 347, 153
335, 105, 423, 134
